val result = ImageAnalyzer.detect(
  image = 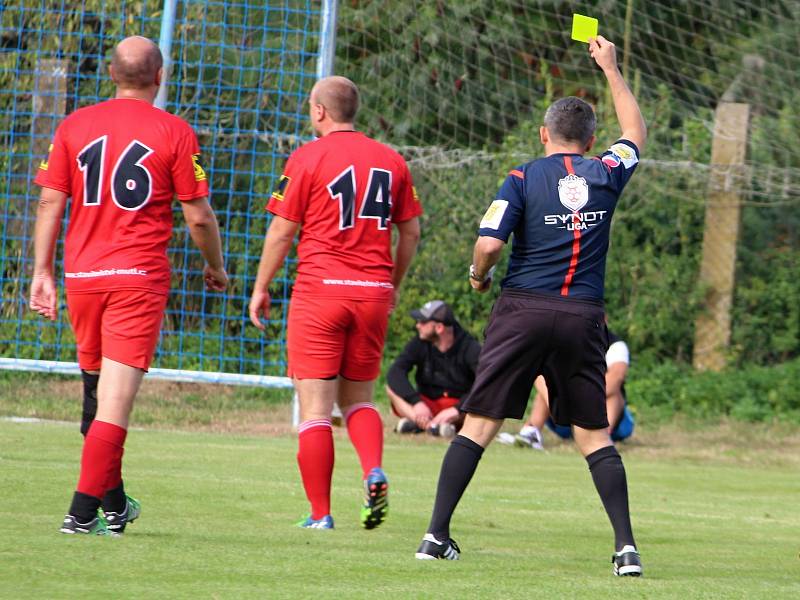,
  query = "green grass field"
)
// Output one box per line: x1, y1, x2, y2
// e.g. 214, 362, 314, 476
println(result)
2, 418, 799, 599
